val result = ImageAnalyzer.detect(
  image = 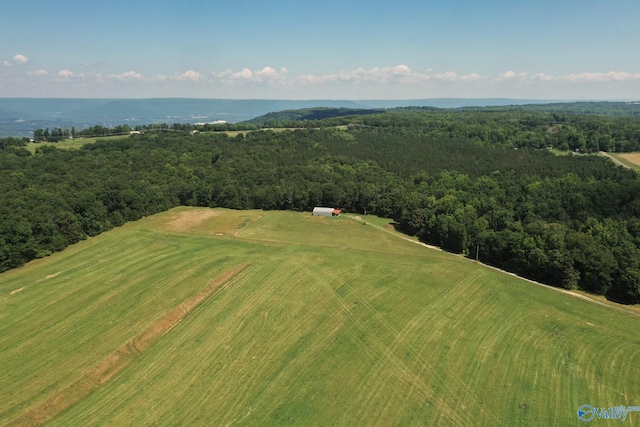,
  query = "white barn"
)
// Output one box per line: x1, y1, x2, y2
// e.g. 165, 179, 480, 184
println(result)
312, 207, 341, 217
